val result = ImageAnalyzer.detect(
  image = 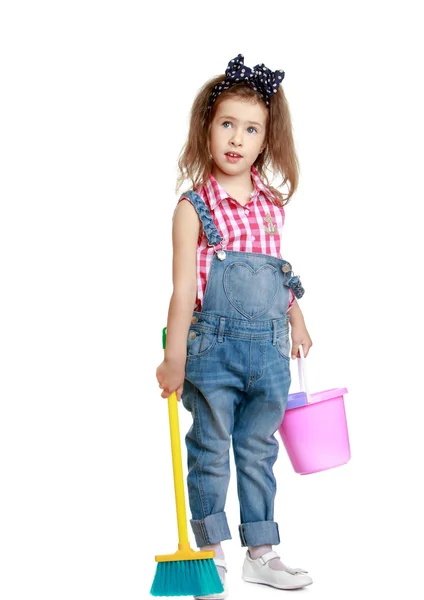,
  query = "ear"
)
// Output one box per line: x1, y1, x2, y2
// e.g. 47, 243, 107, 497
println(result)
260, 143, 266, 153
